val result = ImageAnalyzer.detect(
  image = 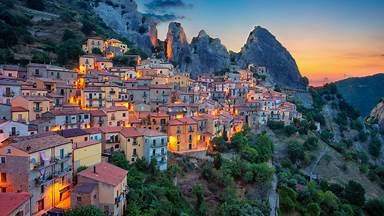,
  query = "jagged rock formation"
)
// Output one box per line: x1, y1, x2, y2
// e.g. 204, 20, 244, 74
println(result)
237, 26, 304, 89
165, 22, 192, 74
93, 0, 158, 53
366, 99, 384, 131
190, 30, 231, 77
165, 23, 230, 78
